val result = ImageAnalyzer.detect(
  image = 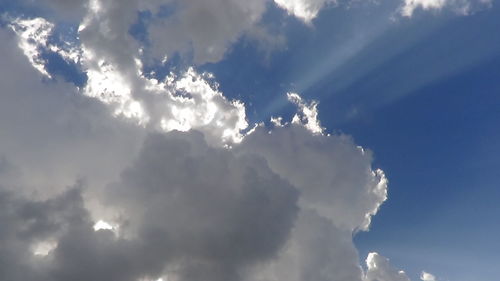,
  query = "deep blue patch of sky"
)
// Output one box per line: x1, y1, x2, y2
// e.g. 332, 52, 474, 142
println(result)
42, 50, 87, 87
350, 54, 500, 280
45, 23, 87, 87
